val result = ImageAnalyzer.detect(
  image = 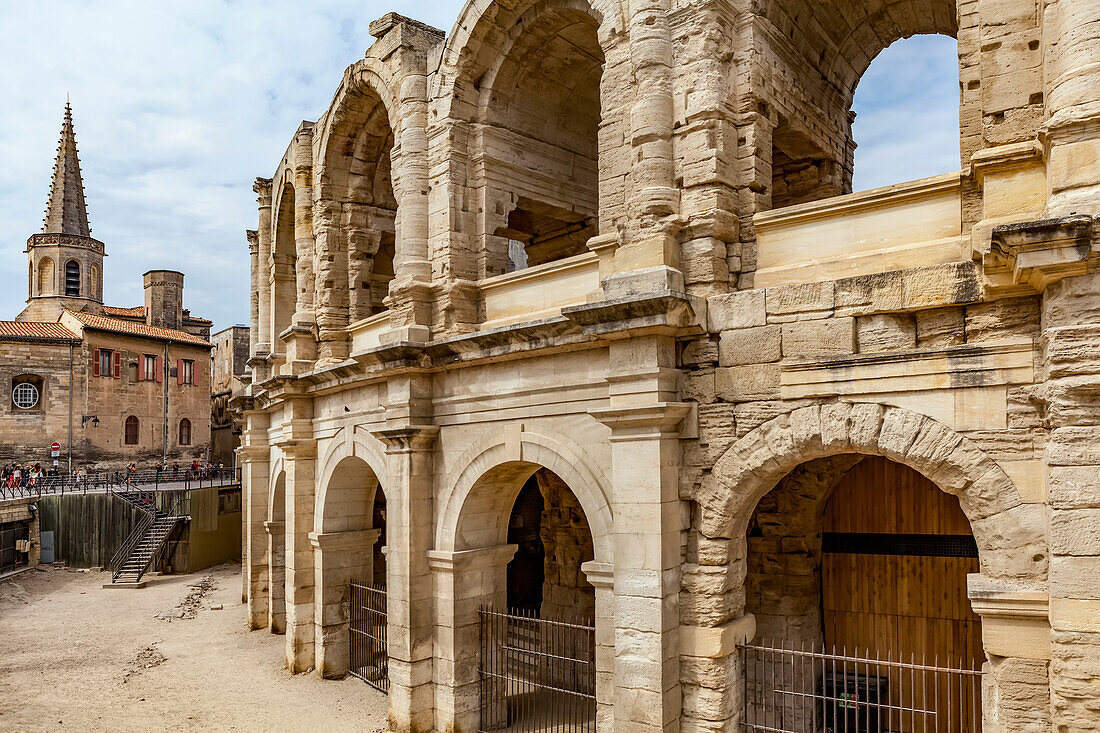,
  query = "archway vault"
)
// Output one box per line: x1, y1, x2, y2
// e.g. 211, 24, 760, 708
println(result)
436, 427, 613, 563
692, 402, 1047, 582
